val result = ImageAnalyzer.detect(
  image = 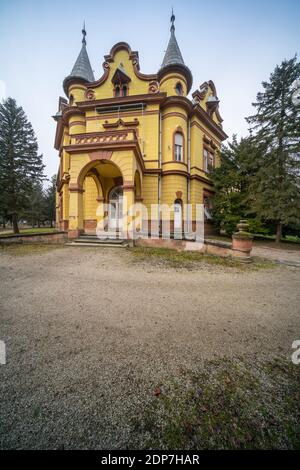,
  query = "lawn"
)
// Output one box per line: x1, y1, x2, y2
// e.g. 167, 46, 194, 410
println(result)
0, 227, 59, 237
130, 246, 274, 271
130, 357, 300, 449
